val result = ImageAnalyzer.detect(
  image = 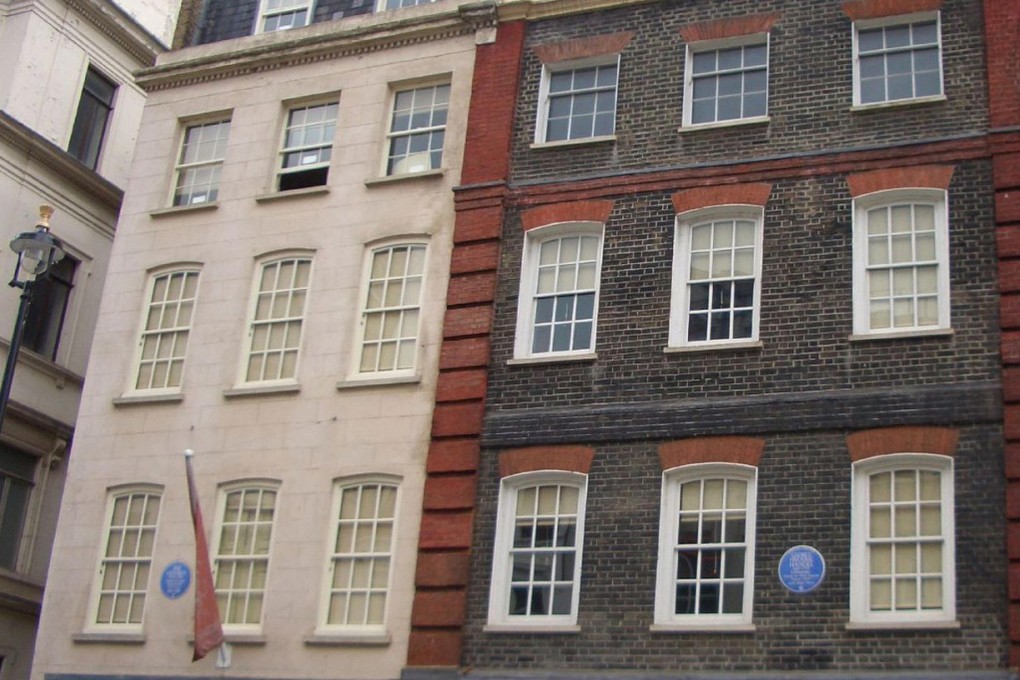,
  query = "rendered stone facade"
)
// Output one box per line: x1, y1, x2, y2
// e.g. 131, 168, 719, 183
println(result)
31, 2, 487, 680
